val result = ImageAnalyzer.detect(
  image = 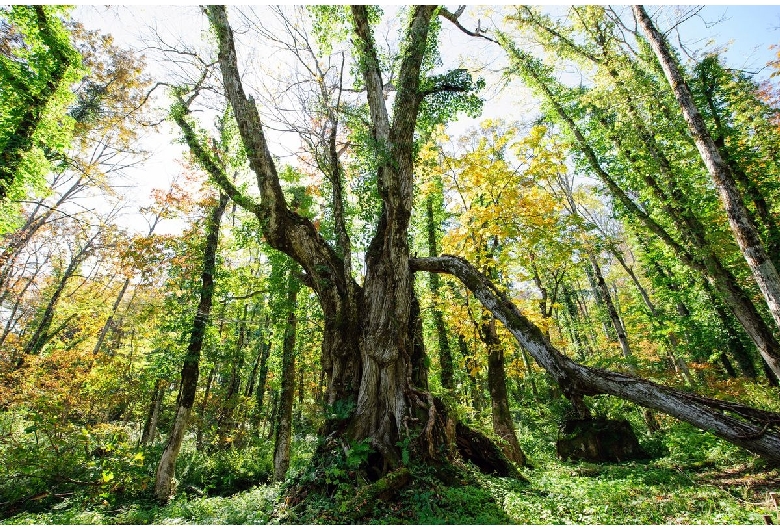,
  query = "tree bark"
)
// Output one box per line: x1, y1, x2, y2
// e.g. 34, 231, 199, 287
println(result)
154, 191, 228, 502
426, 195, 455, 389
202, 5, 447, 471
273, 269, 300, 482
510, 49, 780, 378
196, 362, 217, 450
634, 4, 780, 338
587, 253, 636, 369
483, 317, 527, 467
0, 7, 77, 200
412, 255, 780, 462
24, 233, 97, 356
